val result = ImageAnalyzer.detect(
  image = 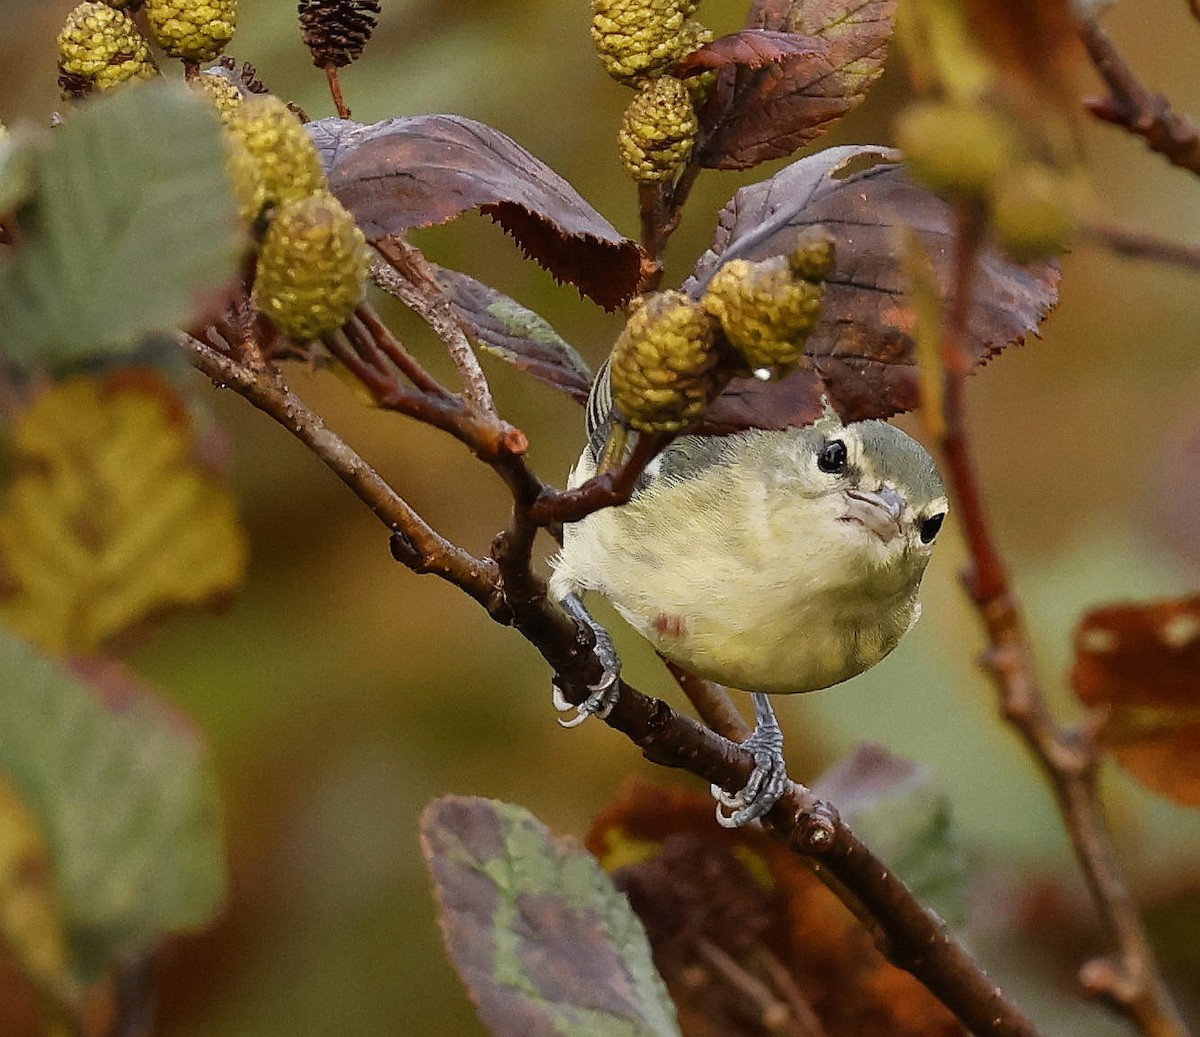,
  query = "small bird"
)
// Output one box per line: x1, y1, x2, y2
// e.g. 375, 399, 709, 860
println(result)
549, 366, 948, 826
